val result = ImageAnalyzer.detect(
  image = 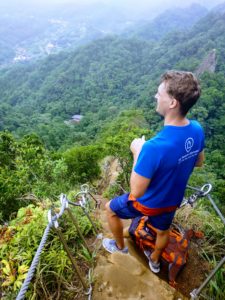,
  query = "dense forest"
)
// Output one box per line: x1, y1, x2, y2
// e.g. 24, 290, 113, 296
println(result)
0, 10, 225, 149
0, 4, 225, 299
0, 7, 225, 209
